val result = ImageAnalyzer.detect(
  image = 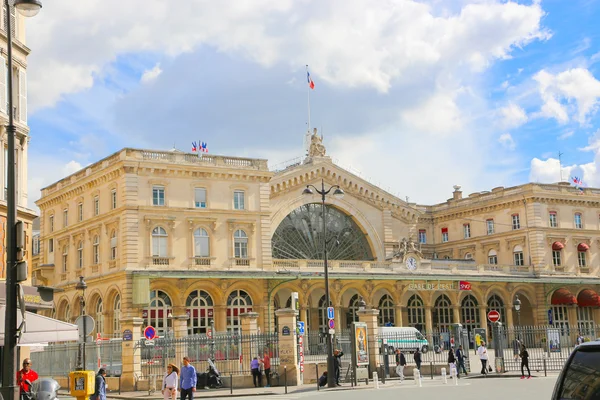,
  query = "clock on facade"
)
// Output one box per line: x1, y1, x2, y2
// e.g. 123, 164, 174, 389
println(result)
406, 256, 417, 271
